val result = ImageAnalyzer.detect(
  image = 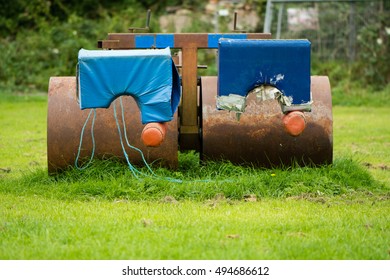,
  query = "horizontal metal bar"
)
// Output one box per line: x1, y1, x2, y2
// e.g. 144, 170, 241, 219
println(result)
97, 40, 119, 49
176, 65, 207, 69
101, 33, 272, 49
